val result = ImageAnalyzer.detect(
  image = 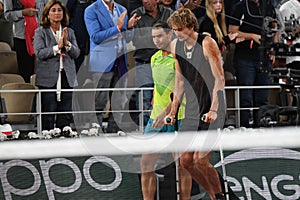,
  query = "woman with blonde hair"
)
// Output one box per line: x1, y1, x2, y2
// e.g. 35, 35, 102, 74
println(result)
199, 0, 237, 51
